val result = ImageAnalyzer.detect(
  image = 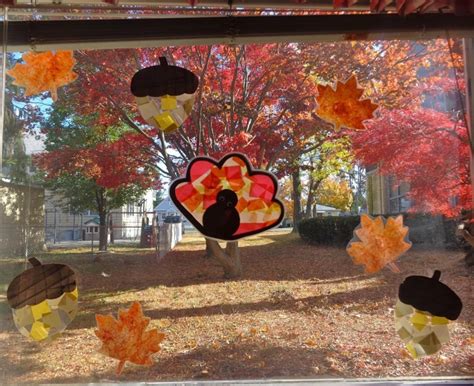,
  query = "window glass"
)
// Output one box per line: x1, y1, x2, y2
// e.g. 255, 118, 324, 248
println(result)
0, 7, 472, 383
